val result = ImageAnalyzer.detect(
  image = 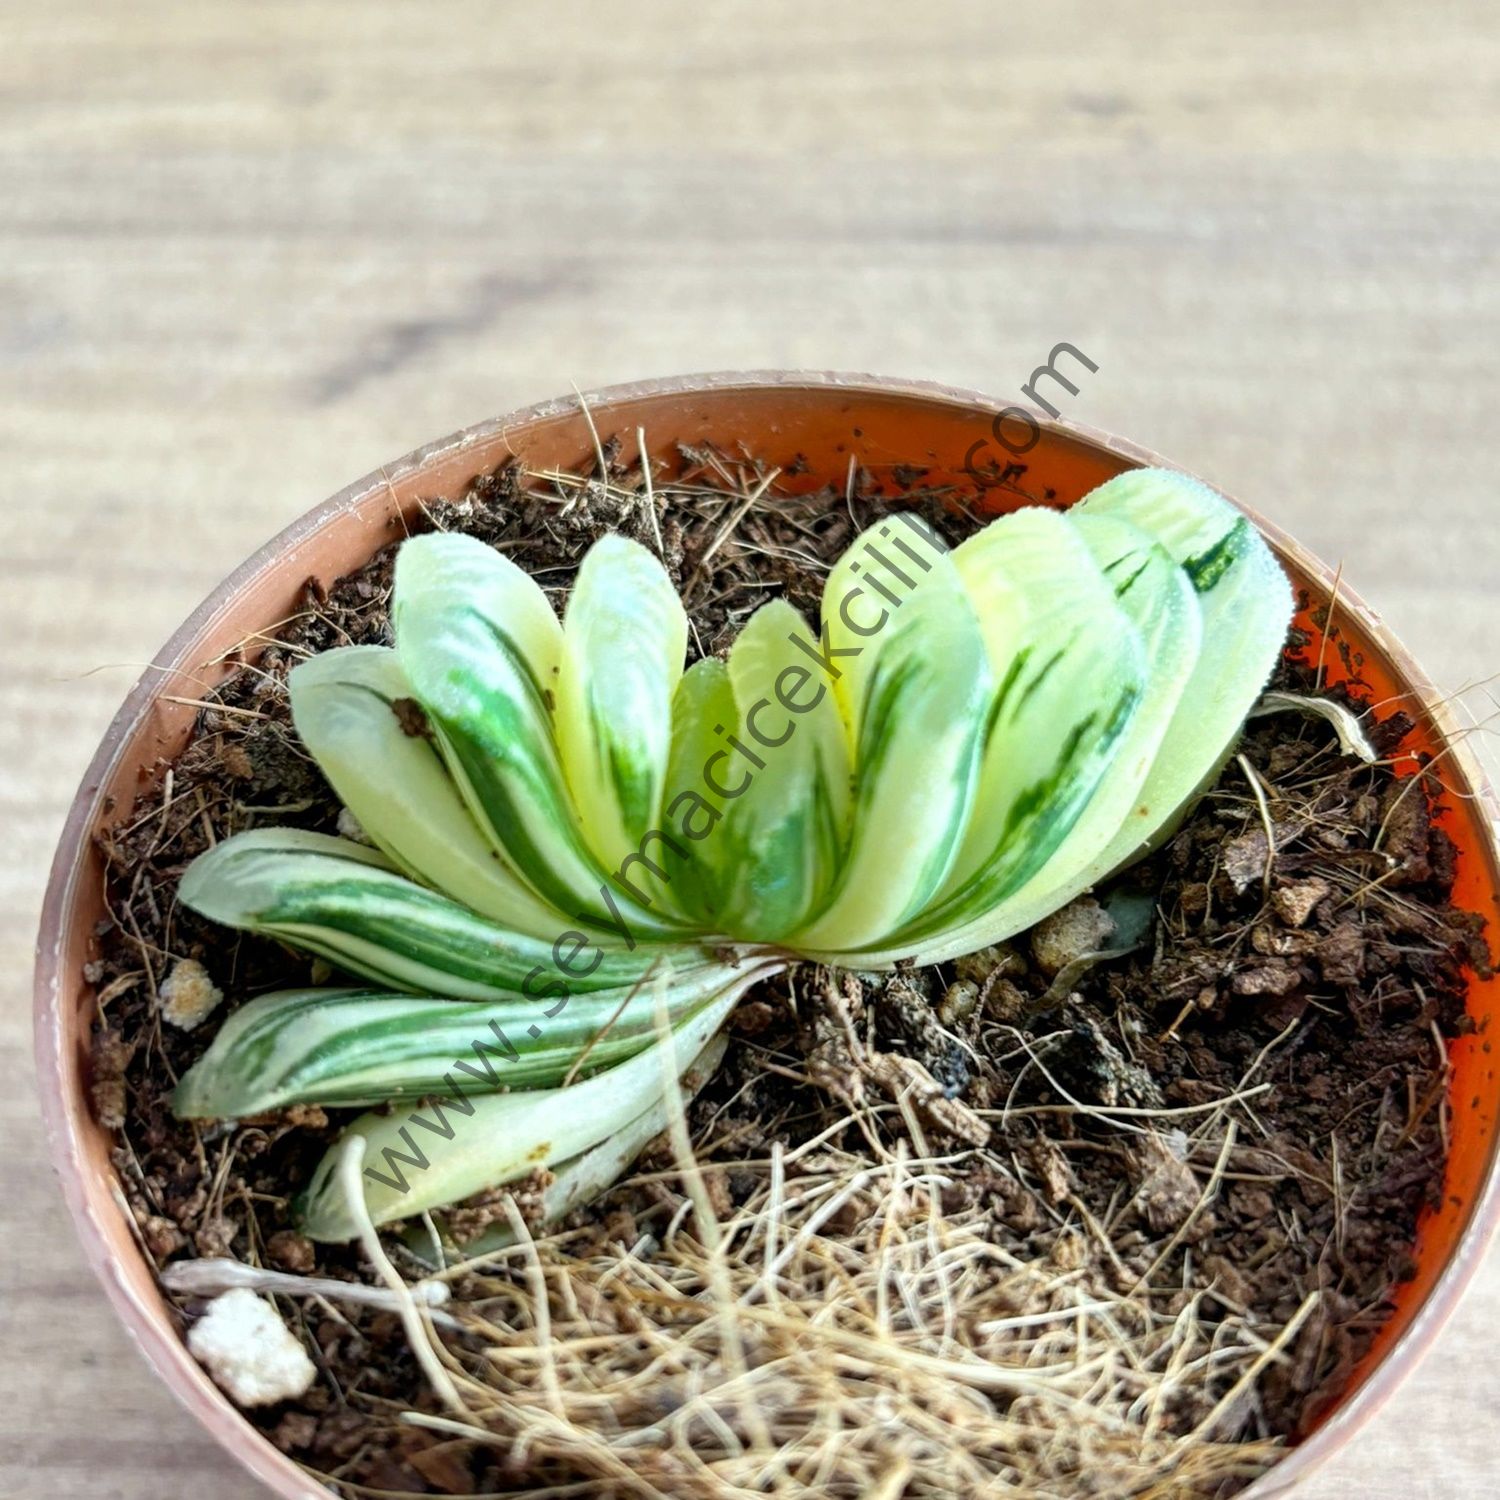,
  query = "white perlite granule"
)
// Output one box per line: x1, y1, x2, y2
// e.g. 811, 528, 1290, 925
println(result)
158, 958, 224, 1031
336, 806, 371, 844
187, 1288, 317, 1407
